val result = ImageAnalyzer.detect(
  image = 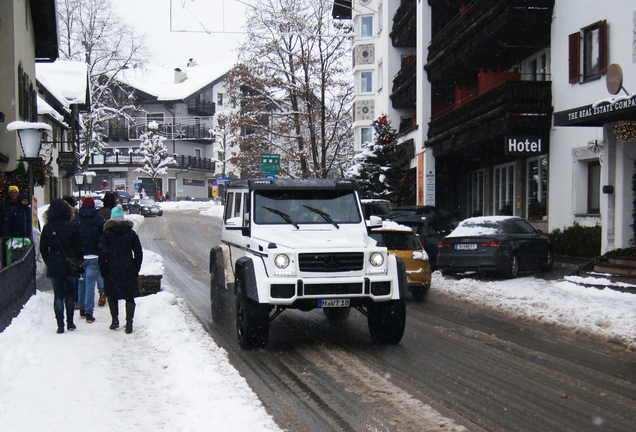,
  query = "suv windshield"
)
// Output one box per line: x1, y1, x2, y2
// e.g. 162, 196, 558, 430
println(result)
254, 190, 362, 225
